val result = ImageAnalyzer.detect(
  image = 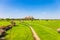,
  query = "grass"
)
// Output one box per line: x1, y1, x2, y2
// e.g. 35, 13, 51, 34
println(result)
0, 20, 34, 40
0, 20, 60, 40
24, 20, 60, 40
